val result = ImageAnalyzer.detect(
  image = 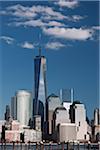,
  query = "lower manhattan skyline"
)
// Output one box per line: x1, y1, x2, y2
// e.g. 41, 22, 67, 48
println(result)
0, 0, 99, 120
